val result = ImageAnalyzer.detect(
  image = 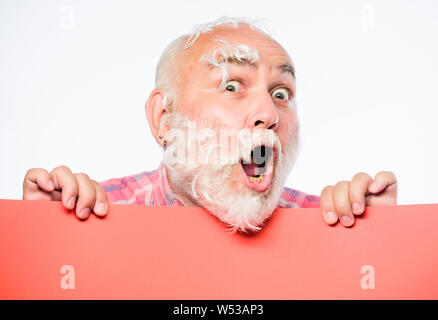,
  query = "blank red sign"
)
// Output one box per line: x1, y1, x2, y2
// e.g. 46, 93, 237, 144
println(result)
0, 199, 437, 299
